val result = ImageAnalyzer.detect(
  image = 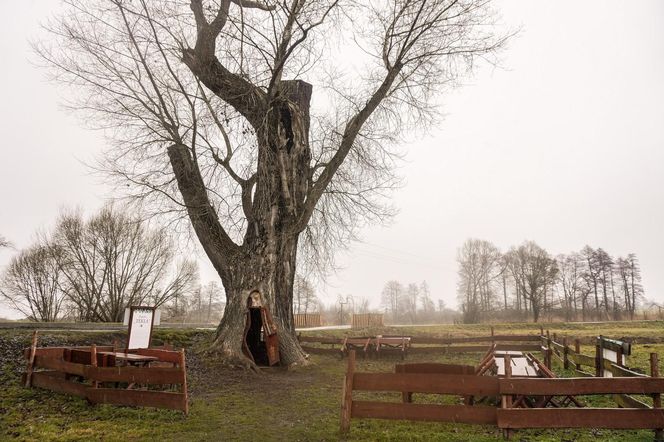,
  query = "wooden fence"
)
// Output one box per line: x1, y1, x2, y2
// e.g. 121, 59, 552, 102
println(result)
294, 313, 322, 328
540, 330, 658, 411
340, 350, 664, 437
24, 333, 188, 413
351, 314, 384, 328
299, 331, 543, 358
